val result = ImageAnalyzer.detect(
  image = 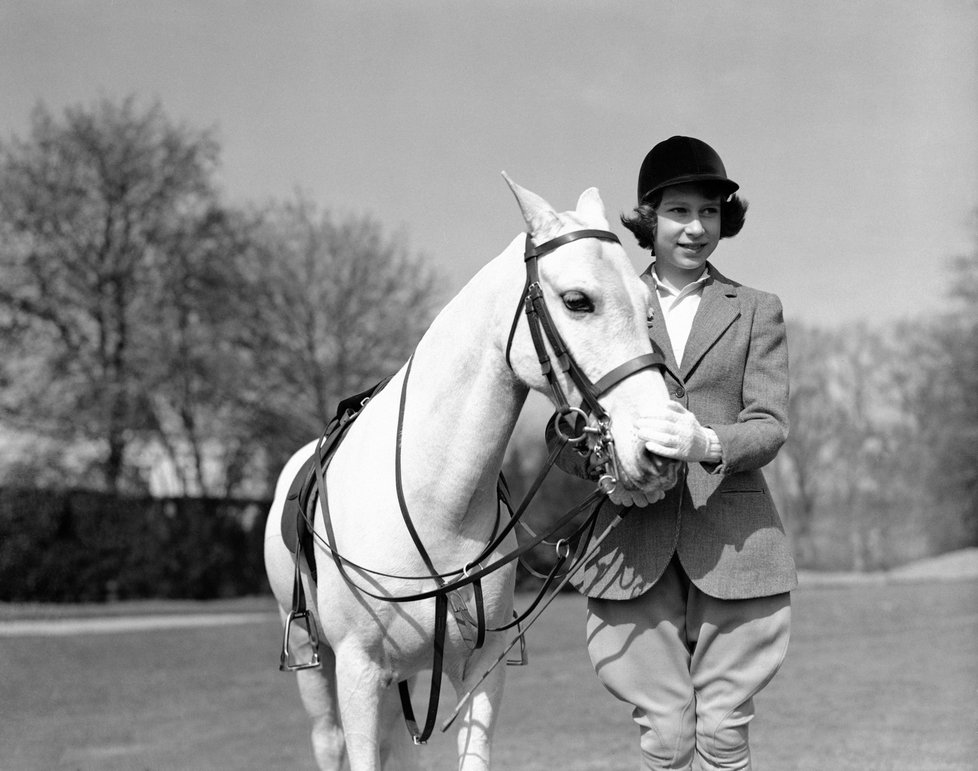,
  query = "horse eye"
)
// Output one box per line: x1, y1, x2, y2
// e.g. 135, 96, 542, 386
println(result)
562, 291, 595, 313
